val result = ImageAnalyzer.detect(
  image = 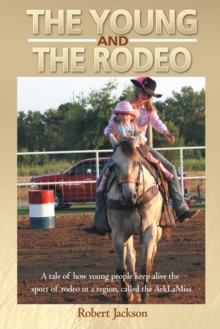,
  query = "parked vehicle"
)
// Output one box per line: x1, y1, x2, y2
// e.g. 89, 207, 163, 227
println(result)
30, 158, 109, 209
